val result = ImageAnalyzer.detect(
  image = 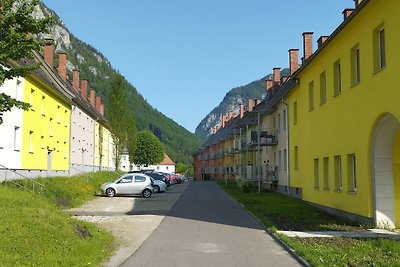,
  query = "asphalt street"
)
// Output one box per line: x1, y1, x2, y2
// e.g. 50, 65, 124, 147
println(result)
120, 181, 300, 267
